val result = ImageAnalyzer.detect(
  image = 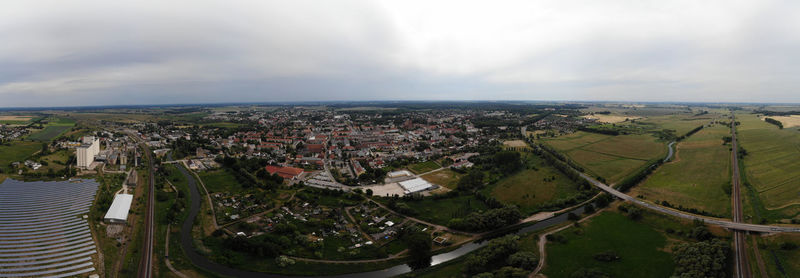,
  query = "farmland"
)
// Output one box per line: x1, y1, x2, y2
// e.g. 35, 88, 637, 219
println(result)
0, 141, 41, 172
486, 153, 581, 214
542, 132, 666, 184
736, 113, 800, 216
26, 117, 76, 141
0, 115, 36, 125
542, 212, 674, 278
633, 124, 732, 217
